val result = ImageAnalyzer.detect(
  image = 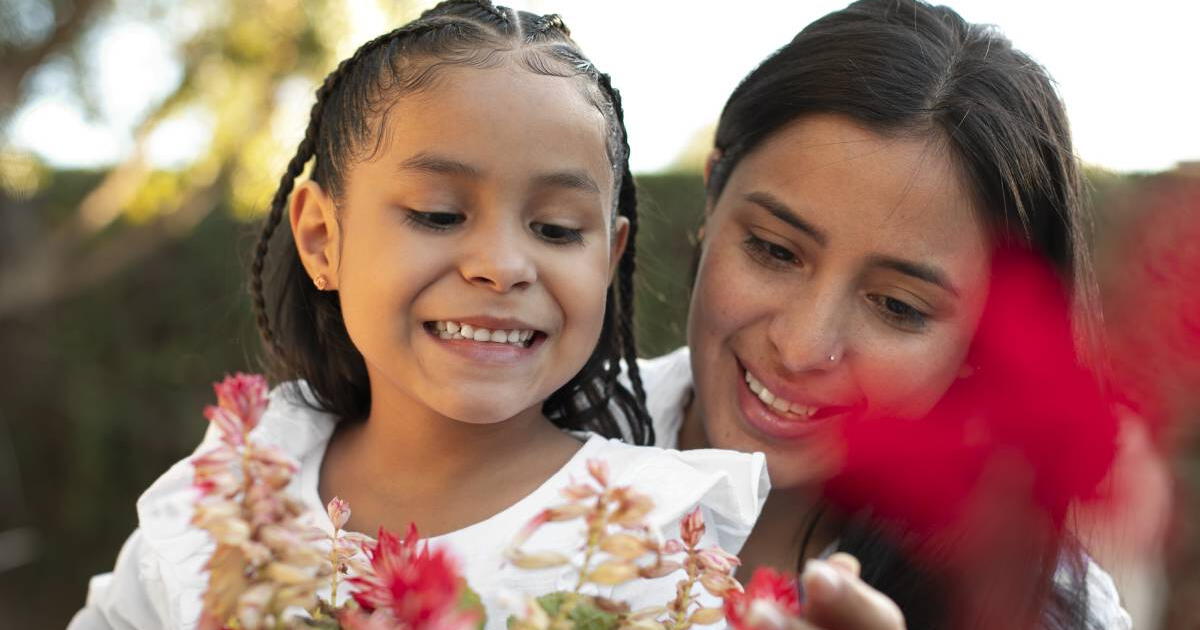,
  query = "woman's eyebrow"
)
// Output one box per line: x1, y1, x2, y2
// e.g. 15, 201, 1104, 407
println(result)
867, 254, 960, 297
745, 191, 827, 246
